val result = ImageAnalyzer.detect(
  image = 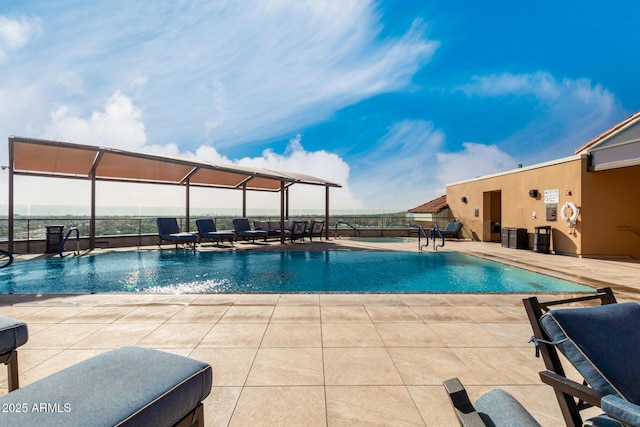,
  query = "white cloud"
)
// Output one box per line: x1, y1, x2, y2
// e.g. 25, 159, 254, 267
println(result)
349, 120, 445, 209
42, 91, 147, 149
460, 71, 626, 161
0, 1, 438, 151
0, 15, 40, 62
435, 143, 516, 185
